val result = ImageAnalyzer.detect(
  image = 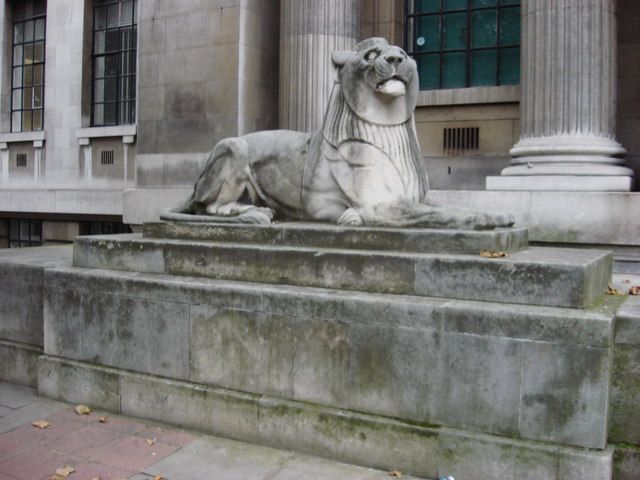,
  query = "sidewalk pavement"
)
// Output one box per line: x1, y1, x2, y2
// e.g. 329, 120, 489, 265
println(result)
0, 382, 424, 480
